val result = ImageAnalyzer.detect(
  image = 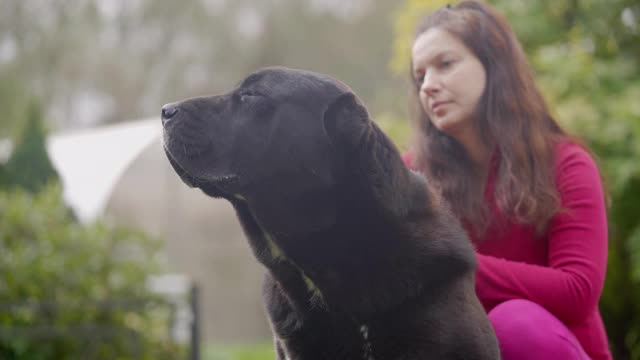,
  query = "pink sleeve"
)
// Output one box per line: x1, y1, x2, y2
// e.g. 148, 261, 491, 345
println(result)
475, 144, 608, 324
